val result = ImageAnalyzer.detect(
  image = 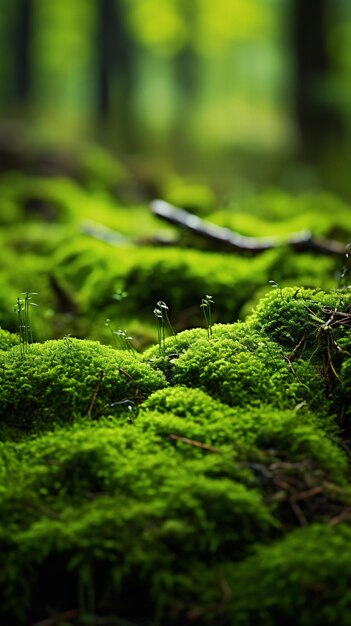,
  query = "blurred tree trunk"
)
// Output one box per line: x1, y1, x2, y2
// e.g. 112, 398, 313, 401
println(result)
291, 0, 343, 156
98, 0, 136, 147
98, 0, 114, 121
15, 0, 32, 104
172, 0, 200, 159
